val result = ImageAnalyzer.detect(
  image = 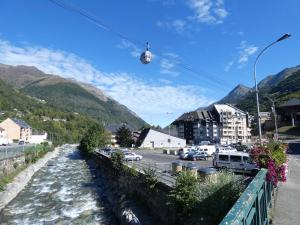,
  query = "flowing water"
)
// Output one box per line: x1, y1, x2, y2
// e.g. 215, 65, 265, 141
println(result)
0, 145, 116, 225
